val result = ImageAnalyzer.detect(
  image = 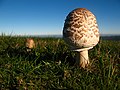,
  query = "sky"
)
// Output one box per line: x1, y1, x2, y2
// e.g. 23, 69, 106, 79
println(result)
0, 0, 120, 35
